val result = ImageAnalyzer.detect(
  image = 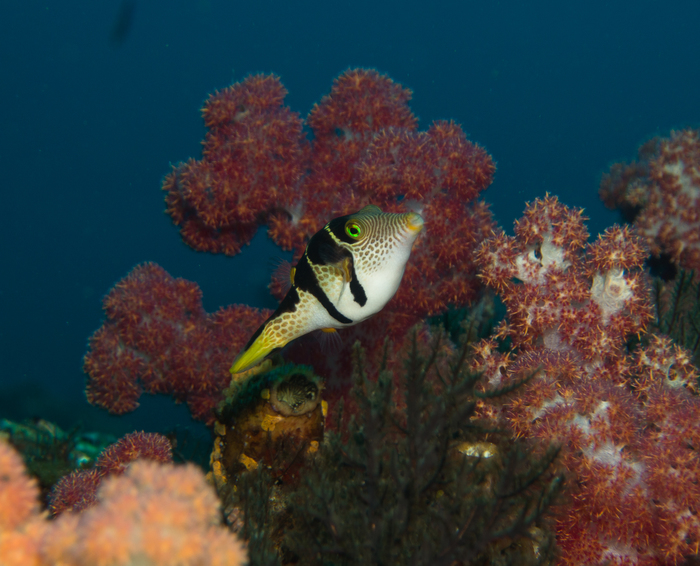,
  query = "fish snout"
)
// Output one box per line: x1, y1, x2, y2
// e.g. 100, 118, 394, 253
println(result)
405, 212, 425, 235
